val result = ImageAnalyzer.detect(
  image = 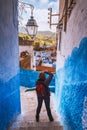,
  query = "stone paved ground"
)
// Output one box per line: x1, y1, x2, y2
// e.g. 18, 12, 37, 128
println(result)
9, 87, 63, 130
